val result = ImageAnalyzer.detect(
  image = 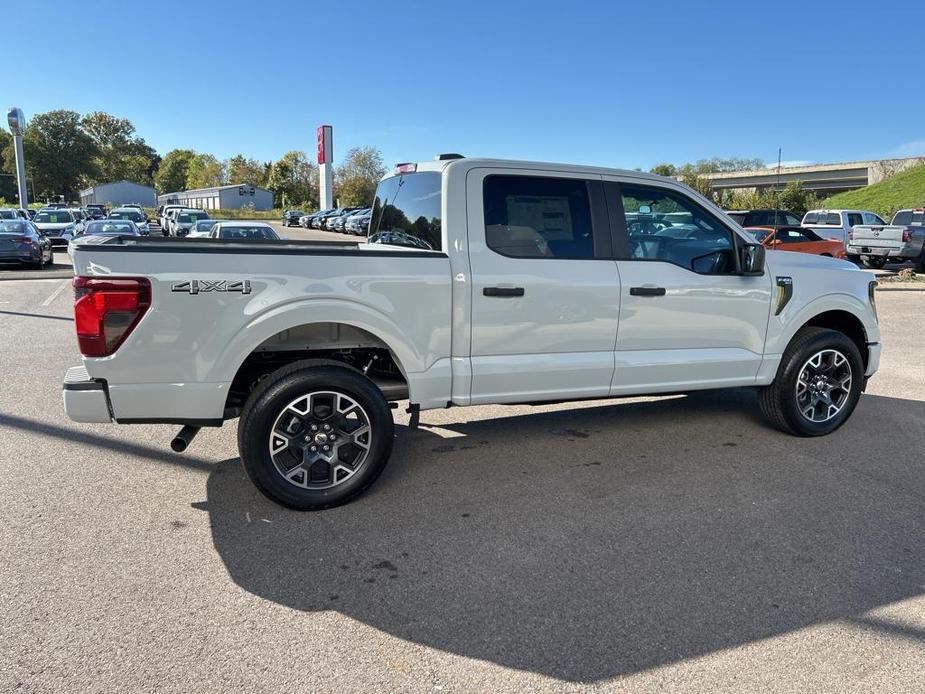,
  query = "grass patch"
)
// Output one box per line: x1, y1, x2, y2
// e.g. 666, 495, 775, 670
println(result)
822, 164, 925, 218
